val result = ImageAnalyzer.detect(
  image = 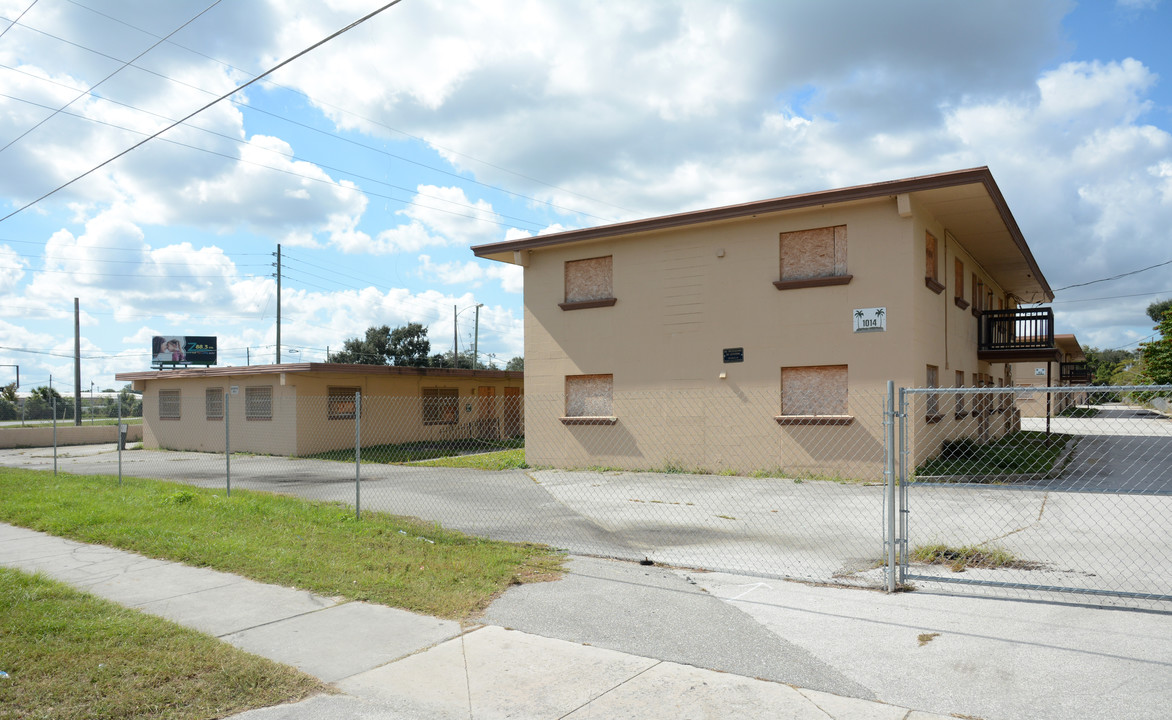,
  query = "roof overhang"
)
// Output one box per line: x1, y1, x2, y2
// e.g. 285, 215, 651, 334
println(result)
115, 363, 523, 382
472, 166, 1053, 303
1055, 334, 1086, 362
